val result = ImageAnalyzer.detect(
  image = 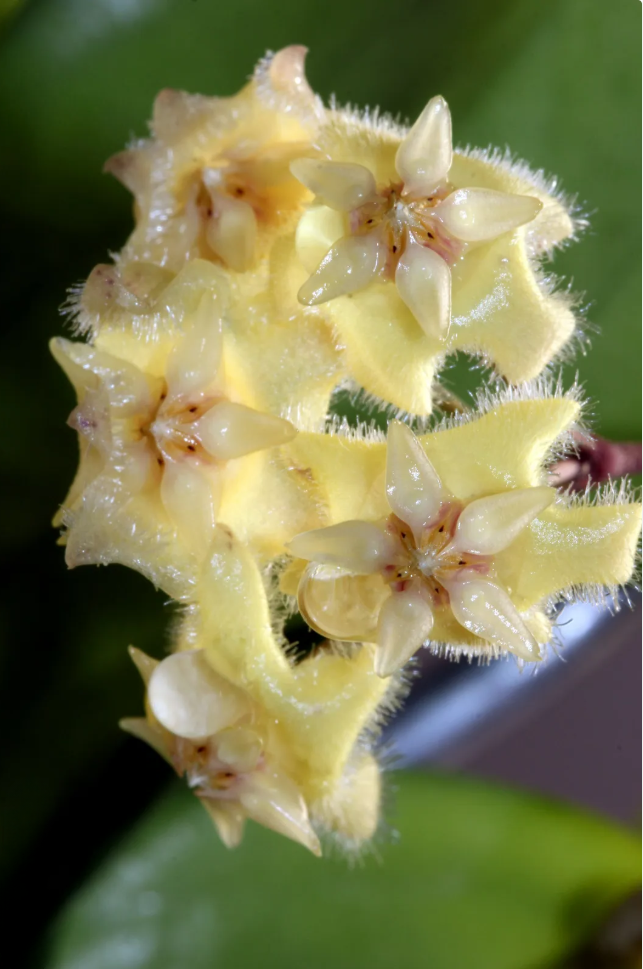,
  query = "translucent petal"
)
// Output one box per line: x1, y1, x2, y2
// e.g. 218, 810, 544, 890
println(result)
205, 192, 257, 272
200, 799, 246, 849
395, 241, 451, 340
436, 187, 543, 243
297, 232, 384, 305
51, 337, 159, 417
395, 95, 452, 196
447, 576, 540, 661
128, 645, 158, 685
297, 565, 386, 642
197, 401, 296, 460
454, 486, 555, 555
375, 587, 434, 677
386, 421, 444, 540
240, 770, 321, 856
164, 292, 223, 400
147, 650, 250, 740
294, 204, 347, 272
160, 459, 219, 555
288, 520, 395, 574
290, 158, 377, 211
